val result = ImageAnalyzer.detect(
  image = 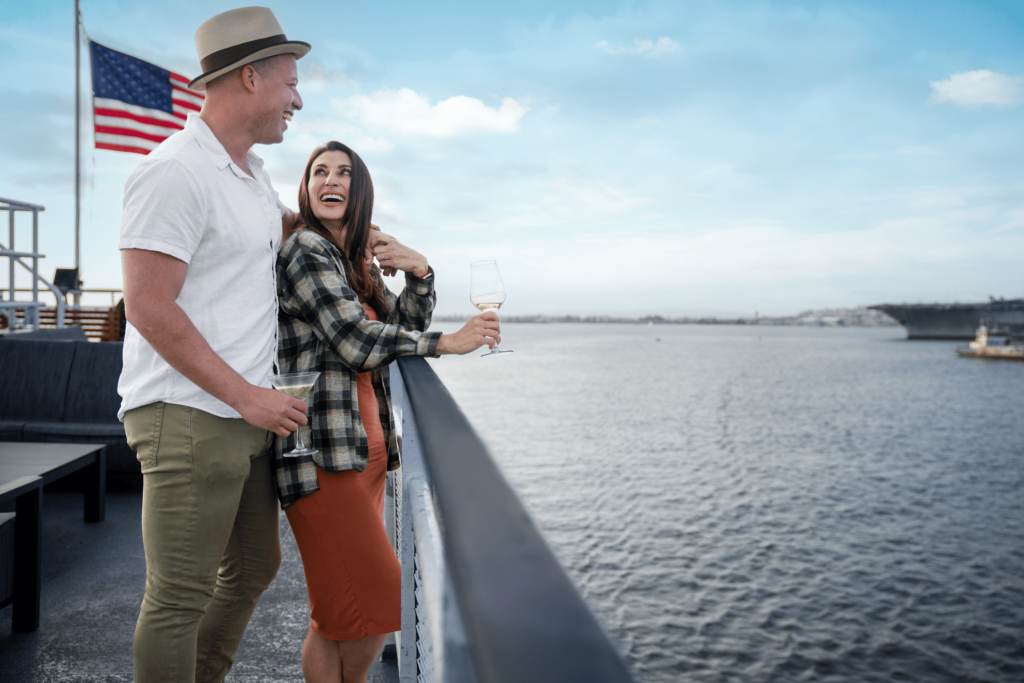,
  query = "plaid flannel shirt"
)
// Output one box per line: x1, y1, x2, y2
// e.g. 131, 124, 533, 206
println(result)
274, 229, 442, 507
